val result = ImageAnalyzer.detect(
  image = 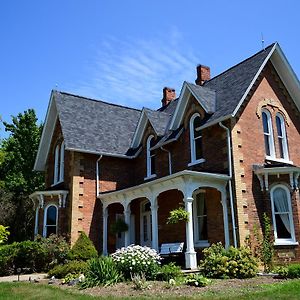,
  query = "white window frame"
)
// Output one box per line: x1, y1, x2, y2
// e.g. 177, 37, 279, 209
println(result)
275, 113, 289, 161
193, 190, 210, 247
140, 200, 152, 247
53, 144, 60, 184
270, 184, 297, 246
145, 135, 156, 180
43, 204, 58, 237
262, 109, 275, 159
53, 140, 64, 185
188, 113, 205, 166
